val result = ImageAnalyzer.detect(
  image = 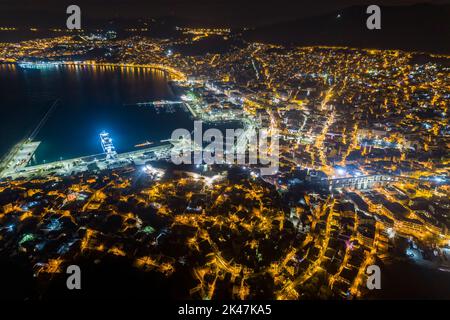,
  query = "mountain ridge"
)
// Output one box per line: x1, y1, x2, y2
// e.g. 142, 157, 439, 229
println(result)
244, 4, 450, 54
